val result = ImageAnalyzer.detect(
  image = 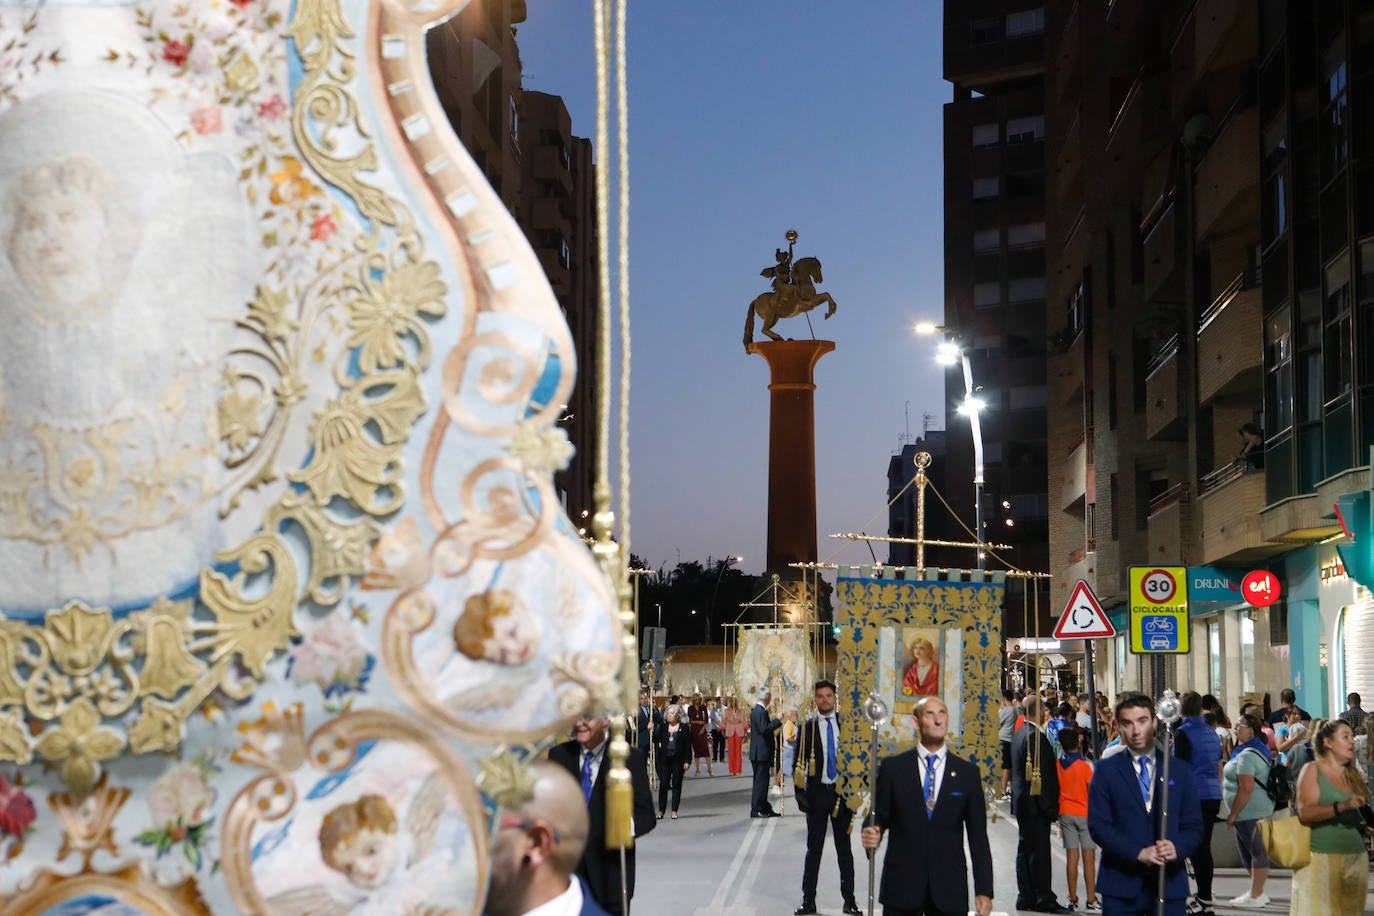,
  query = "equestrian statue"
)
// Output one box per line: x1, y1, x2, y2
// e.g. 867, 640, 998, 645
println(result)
743, 229, 838, 350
